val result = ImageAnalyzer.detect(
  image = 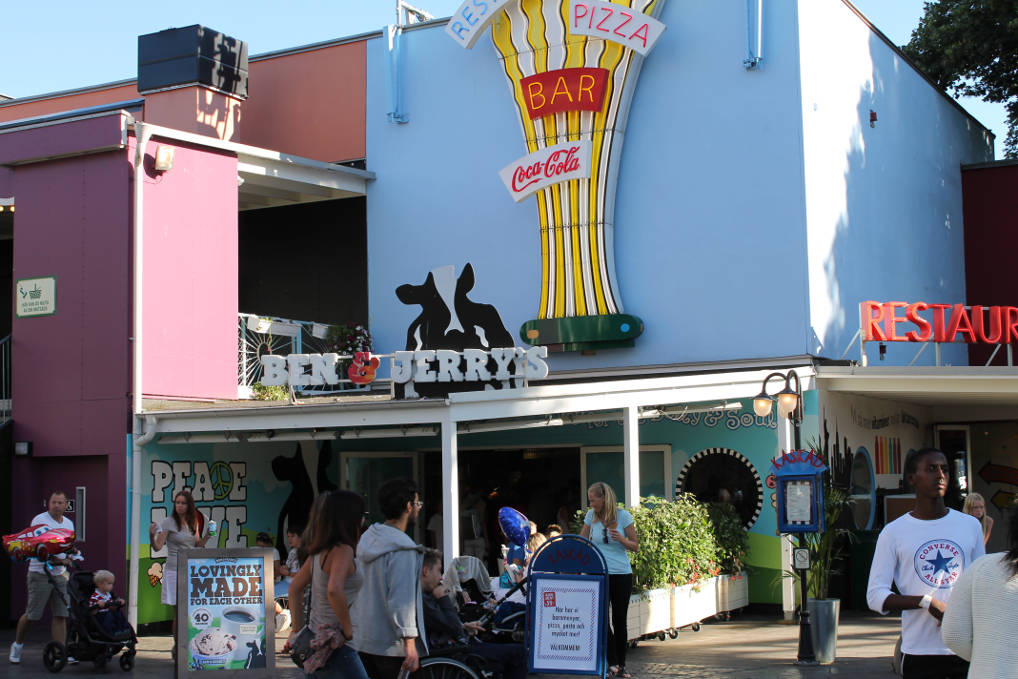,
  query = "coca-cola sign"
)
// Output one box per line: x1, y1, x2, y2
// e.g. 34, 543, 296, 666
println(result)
498, 140, 592, 202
